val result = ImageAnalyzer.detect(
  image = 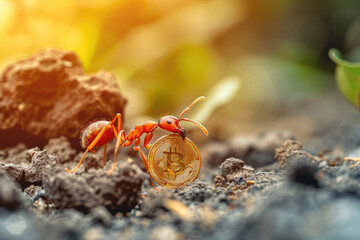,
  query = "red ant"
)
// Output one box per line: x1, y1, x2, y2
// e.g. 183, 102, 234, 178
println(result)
65, 96, 209, 179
